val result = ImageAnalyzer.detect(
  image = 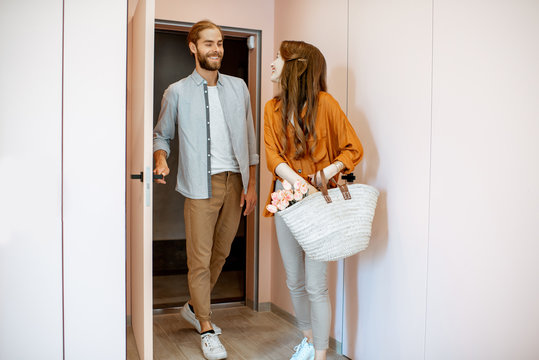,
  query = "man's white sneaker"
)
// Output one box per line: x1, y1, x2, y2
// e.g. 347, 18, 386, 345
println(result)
180, 302, 222, 334
290, 337, 315, 360
201, 332, 227, 360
